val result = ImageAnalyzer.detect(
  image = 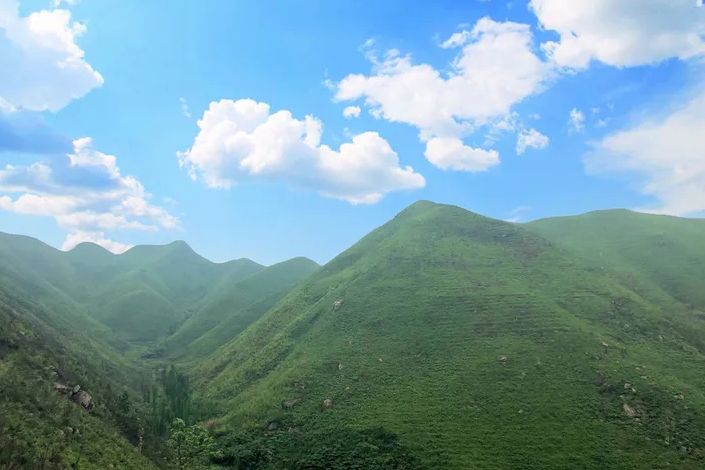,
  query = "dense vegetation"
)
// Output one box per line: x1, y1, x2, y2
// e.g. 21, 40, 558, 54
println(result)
0, 233, 316, 468
1, 201, 704, 468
